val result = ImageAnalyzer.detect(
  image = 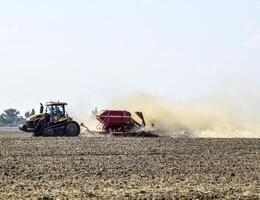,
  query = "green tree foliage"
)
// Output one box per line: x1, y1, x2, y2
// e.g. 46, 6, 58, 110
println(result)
0, 108, 25, 126
25, 108, 36, 118
31, 109, 35, 116
1, 109, 20, 124
25, 111, 30, 118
